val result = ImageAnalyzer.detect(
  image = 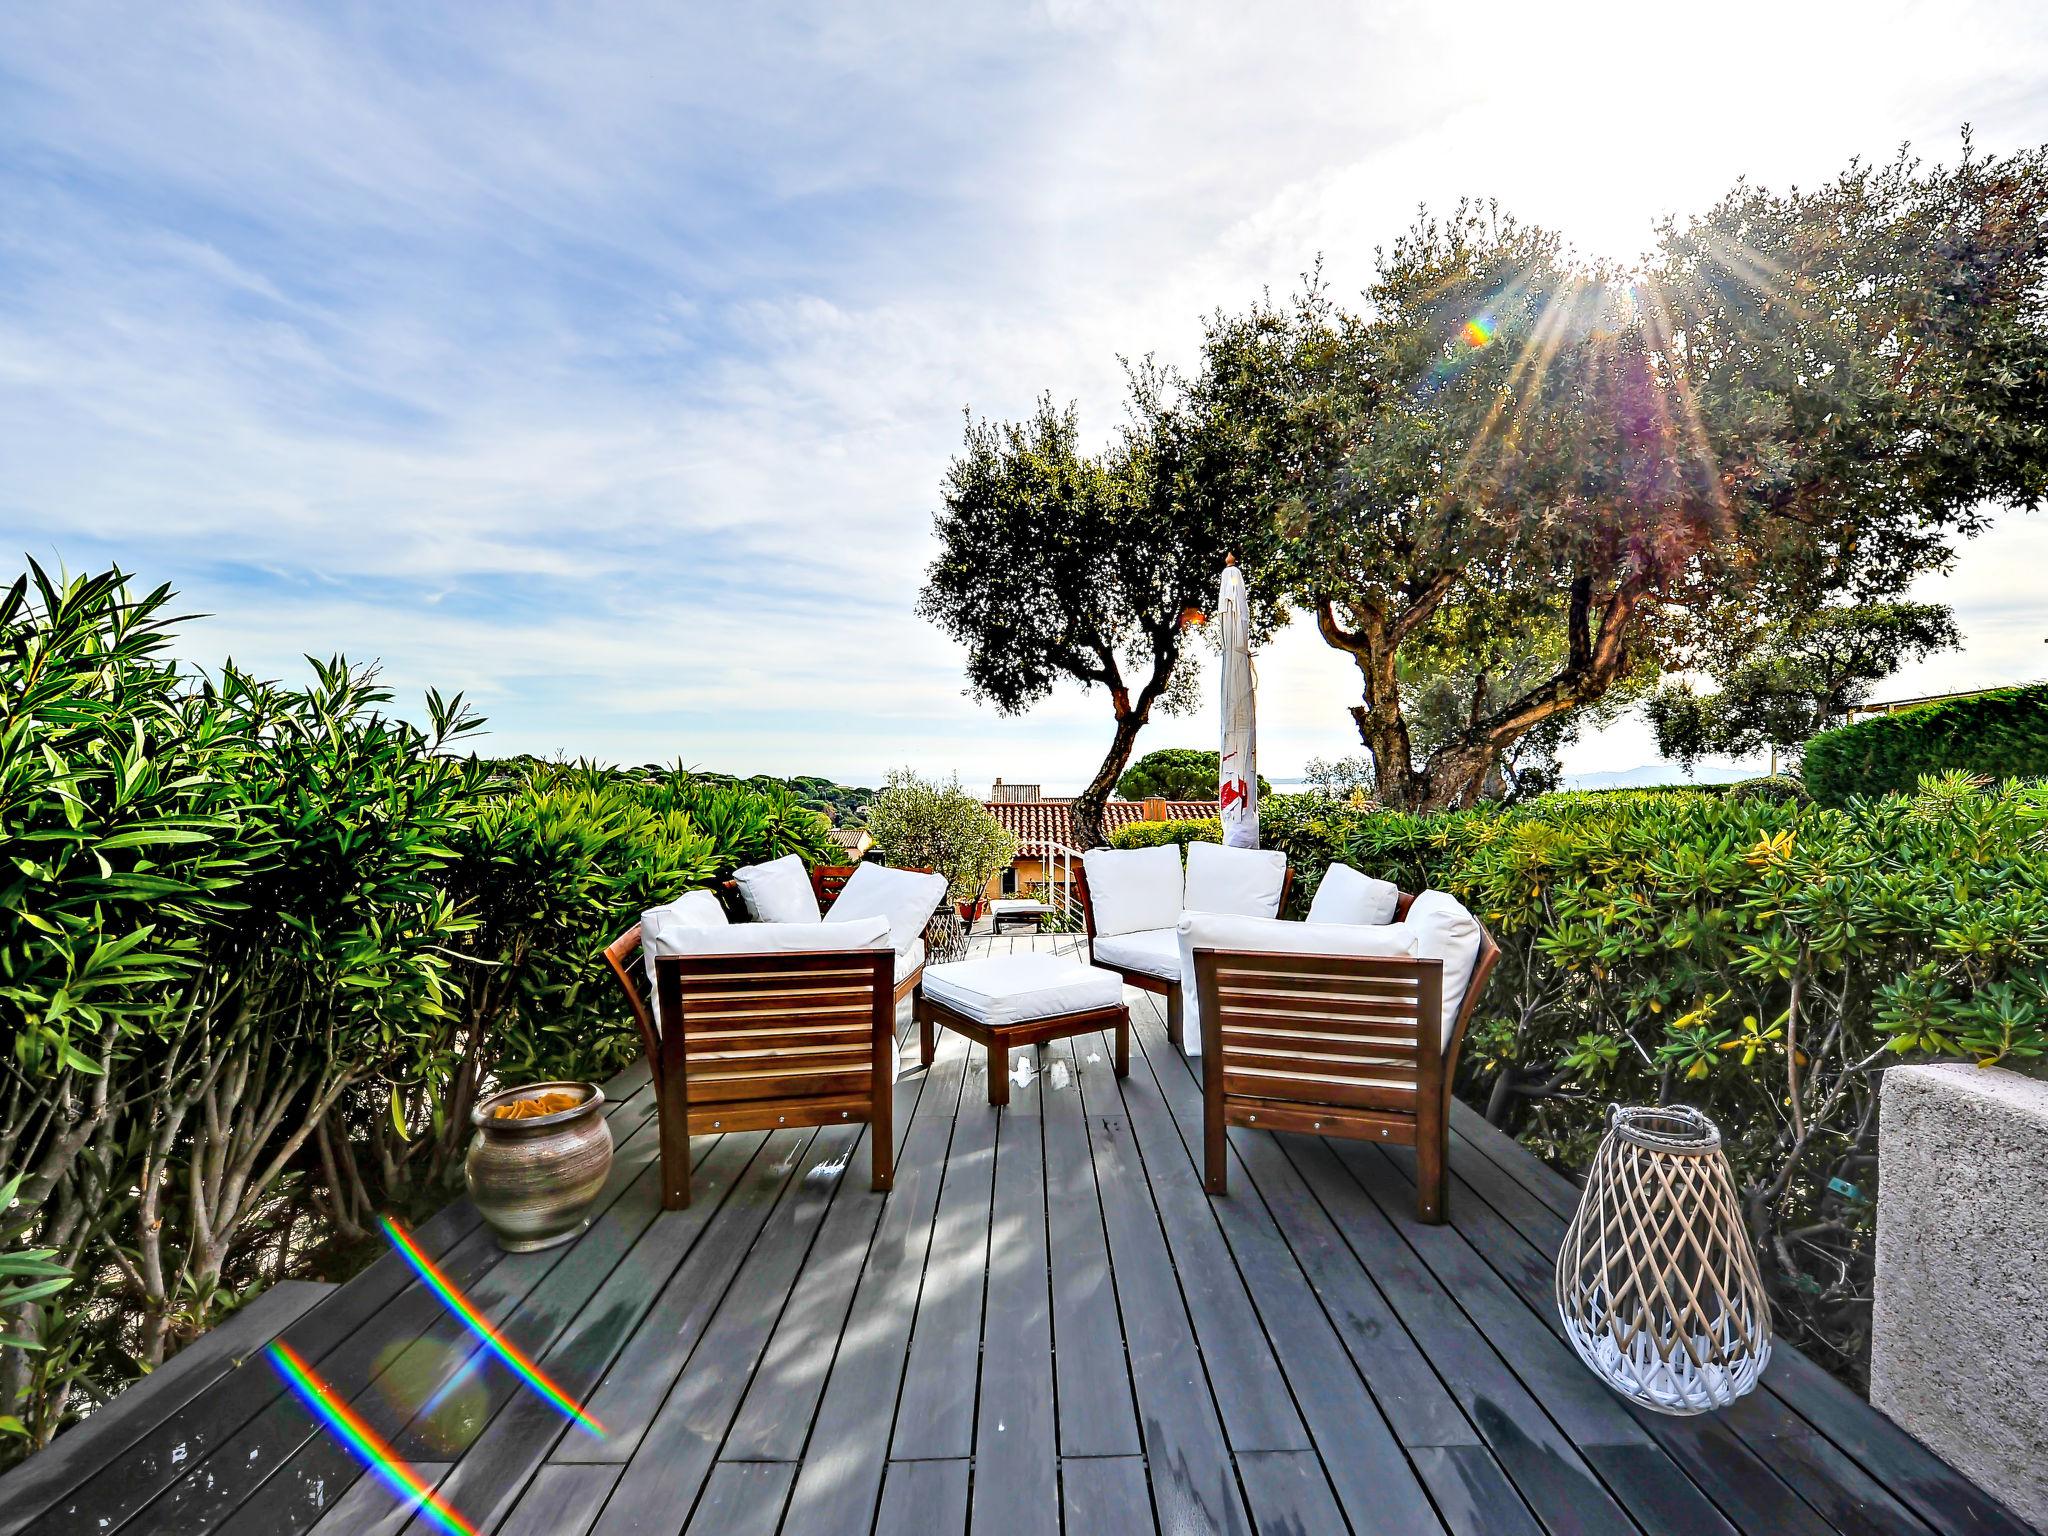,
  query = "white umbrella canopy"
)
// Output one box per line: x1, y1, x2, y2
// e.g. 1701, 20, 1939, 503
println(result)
1217, 556, 1258, 848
